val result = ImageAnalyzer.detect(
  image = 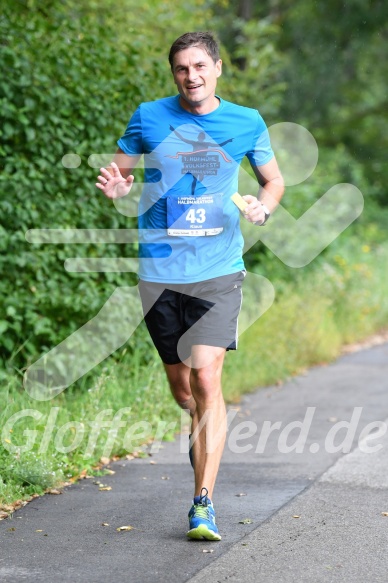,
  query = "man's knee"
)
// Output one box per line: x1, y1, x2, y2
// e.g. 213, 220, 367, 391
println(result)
190, 366, 223, 404
191, 357, 223, 385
